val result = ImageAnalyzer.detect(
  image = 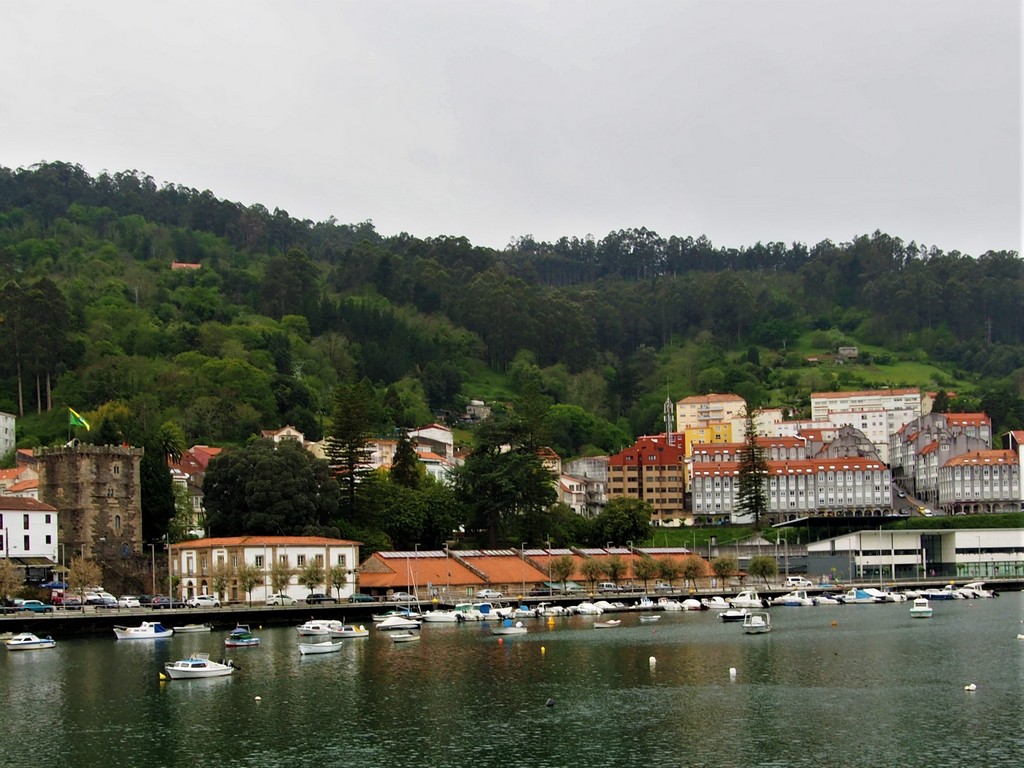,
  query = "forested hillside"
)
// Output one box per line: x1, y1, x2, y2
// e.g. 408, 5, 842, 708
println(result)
2, 161, 1023, 458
